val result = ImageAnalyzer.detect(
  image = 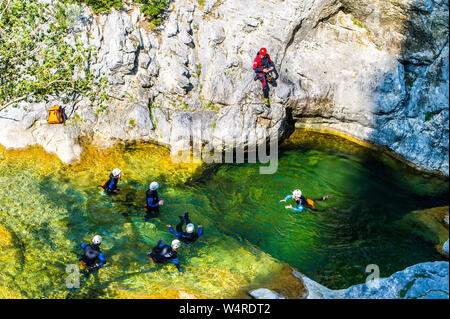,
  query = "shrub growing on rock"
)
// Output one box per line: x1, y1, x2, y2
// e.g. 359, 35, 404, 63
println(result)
0, 0, 110, 112
63, 0, 168, 26
63, 0, 122, 13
